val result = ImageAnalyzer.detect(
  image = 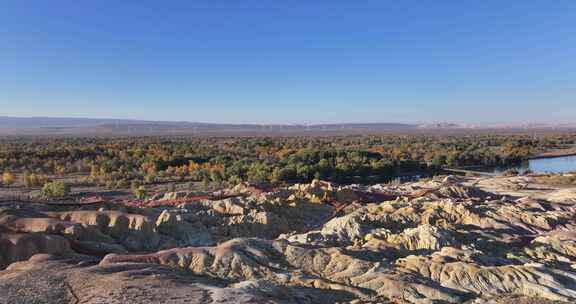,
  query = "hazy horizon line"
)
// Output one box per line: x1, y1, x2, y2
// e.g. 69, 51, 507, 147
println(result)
0, 115, 573, 127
